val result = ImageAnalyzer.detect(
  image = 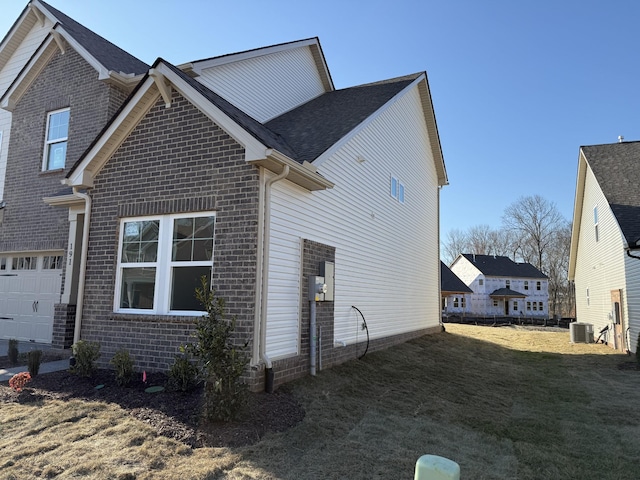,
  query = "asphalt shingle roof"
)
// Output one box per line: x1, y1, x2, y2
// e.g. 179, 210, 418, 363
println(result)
440, 261, 473, 294
460, 254, 547, 279
489, 288, 527, 298
39, 0, 148, 75
581, 141, 640, 247
265, 74, 419, 163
